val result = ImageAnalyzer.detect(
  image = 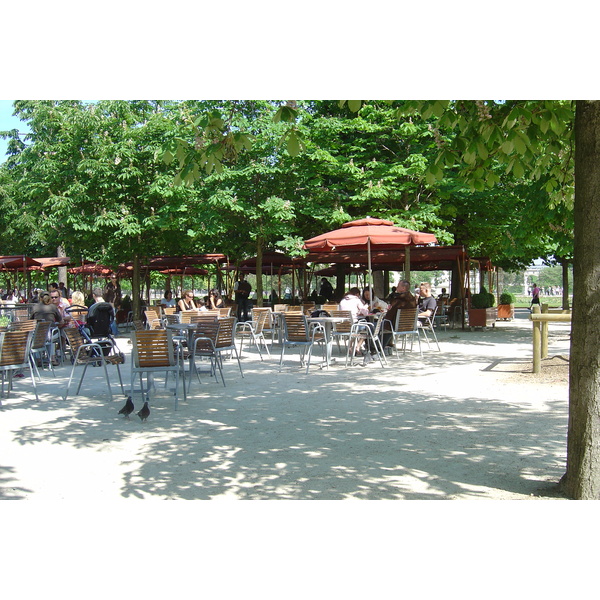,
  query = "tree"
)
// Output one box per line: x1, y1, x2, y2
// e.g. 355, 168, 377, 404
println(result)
401, 100, 596, 499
